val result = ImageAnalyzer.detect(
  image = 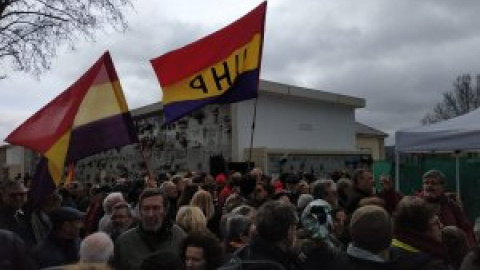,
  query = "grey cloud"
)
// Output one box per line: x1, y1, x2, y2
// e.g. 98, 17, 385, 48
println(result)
4, 0, 480, 146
